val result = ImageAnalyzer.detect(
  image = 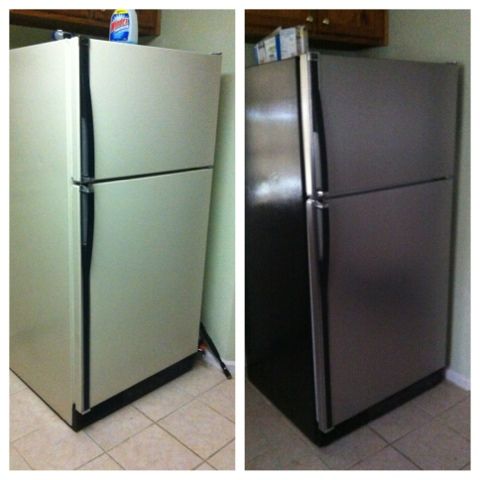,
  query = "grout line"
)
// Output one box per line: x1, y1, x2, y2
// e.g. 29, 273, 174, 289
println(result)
203, 439, 235, 465
10, 443, 36, 471
155, 413, 234, 466
74, 451, 108, 470
103, 421, 156, 453
389, 442, 424, 470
